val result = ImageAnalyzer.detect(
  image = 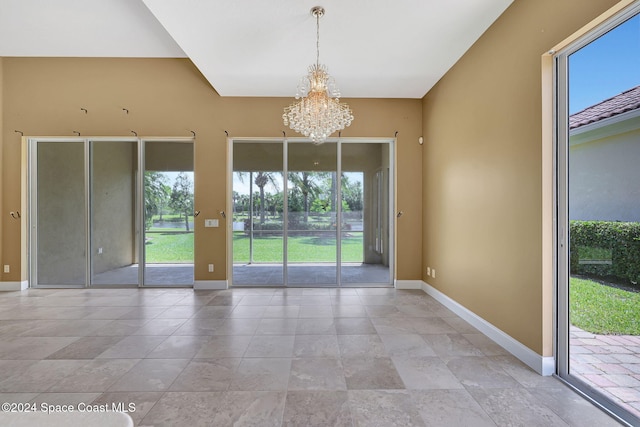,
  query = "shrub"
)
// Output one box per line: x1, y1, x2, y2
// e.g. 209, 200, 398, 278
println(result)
570, 220, 640, 284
